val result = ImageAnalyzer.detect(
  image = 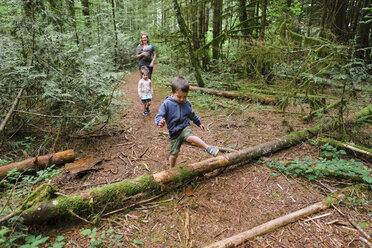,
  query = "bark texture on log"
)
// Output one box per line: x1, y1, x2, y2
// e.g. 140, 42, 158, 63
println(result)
0, 150, 75, 177
205, 195, 345, 248
14, 106, 371, 225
